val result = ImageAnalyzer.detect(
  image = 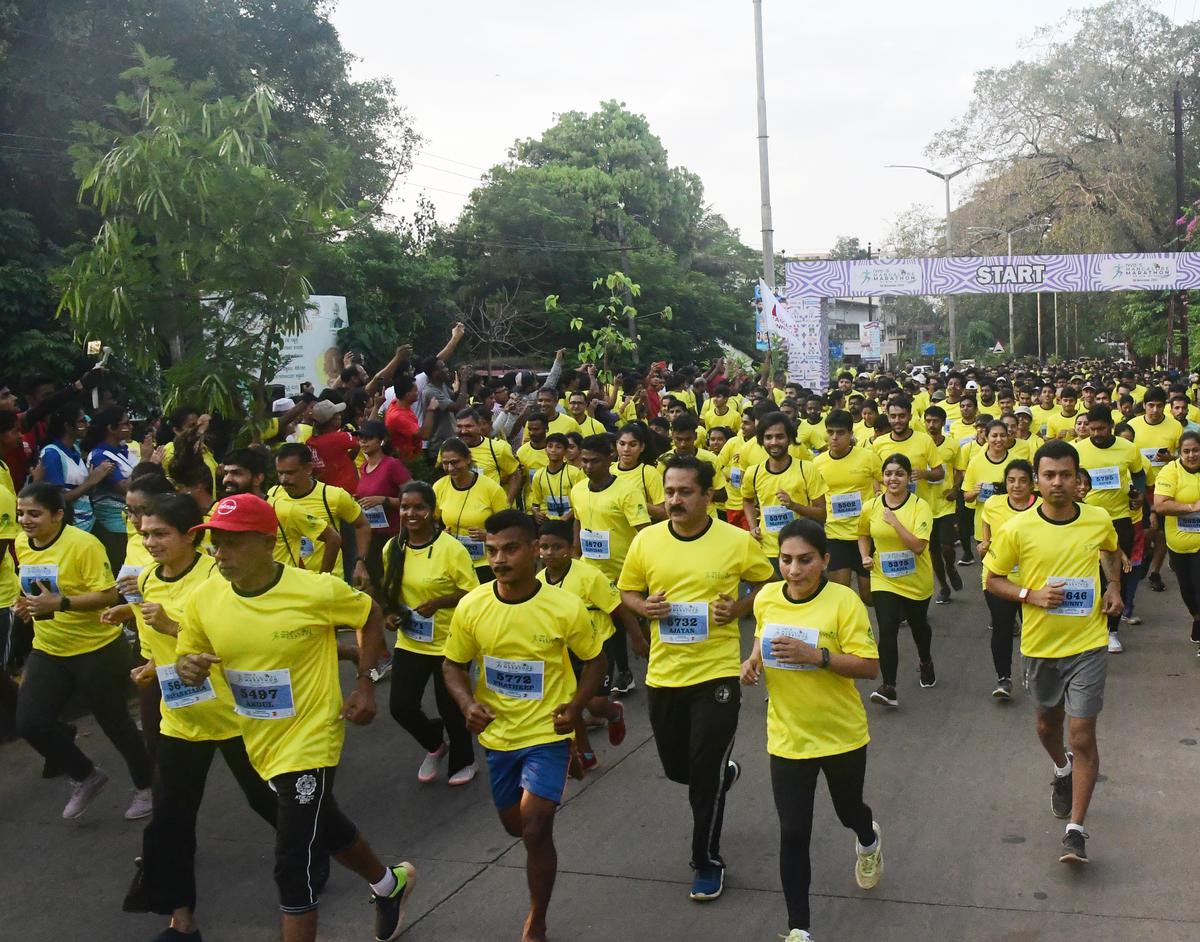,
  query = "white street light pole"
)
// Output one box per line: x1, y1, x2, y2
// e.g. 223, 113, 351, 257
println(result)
887, 163, 974, 362
752, 0, 774, 289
